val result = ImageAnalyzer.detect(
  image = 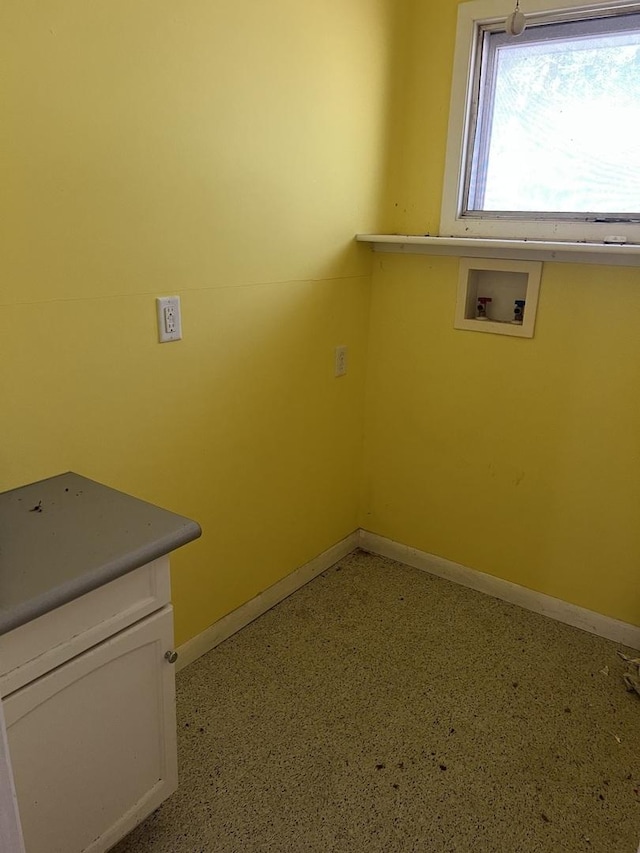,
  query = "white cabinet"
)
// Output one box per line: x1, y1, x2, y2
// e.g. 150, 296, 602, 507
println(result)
0, 559, 179, 853
0, 698, 25, 853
